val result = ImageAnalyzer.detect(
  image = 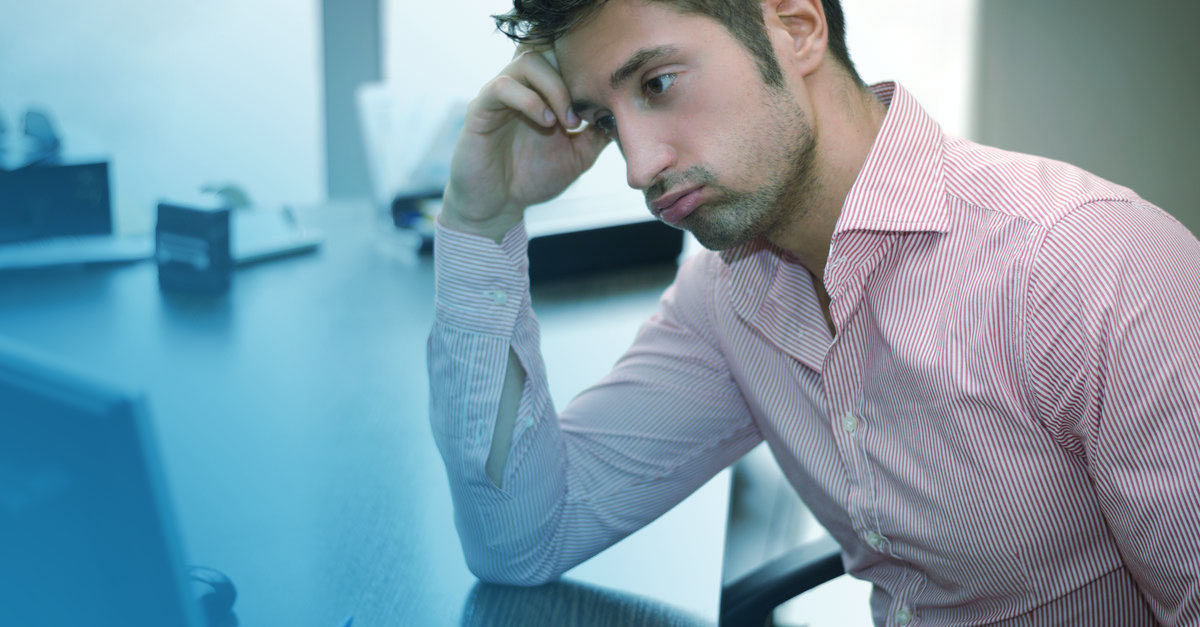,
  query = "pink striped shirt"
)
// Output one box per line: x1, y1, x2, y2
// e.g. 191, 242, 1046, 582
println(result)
428, 82, 1200, 625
